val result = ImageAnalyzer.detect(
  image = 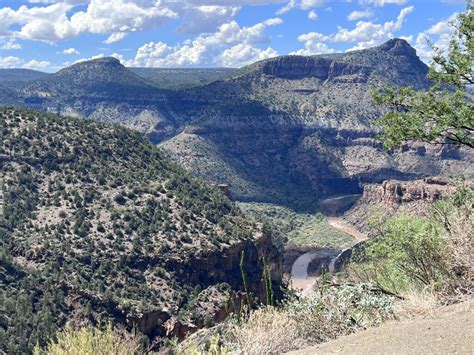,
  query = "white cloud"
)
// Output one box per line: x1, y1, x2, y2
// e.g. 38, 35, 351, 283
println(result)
276, 0, 323, 14
276, 0, 296, 14
129, 17, 280, 67
300, 0, 324, 10
178, 5, 240, 34
23, 59, 52, 70
297, 32, 329, 42
263, 17, 283, 26
333, 6, 414, 43
347, 9, 374, 21
62, 47, 79, 55
425, 13, 456, 35
218, 43, 277, 66
1, 38, 22, 50
412, 13, 457, 63
0, 55, 51, 70
0, 1, 288, 44
359, 0, 407, 6
291, 41, 335, 55
308, 10, 318, 20
293, 6, 414, 55
0, 56, 23, 68
104, 32, 127, 44
0, 1, 177, 43
292, 32, 334, 55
